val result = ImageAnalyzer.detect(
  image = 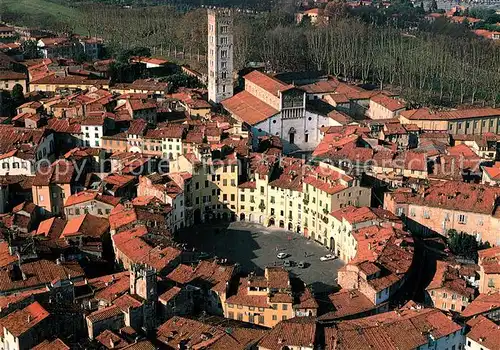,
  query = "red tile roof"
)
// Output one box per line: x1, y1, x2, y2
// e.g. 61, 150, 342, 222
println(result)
32, 338, 70, 350
32, 159, 75, 185
426, 261, 475, 298
127, 98, 156, 111
126, 119, 148, 135
466, 315, 500, 350
0, 260, 84, 294
95, 329, 129, 349
89, 272, 130, 303
258, 318, 316, 350
300, 78, 341, 94
47, 118, 82, 134
391, 181, 500, 215
221, 90, 279, 125
113, 293, 142, 311
370, 94, 406, 111
344, 226, 414, 292
158, 316, 264, 349
0, 71, 27, 81
400, 107, 500, 121
479, 246, 500, 274
0, 242, 19, 268
31, 74, 108, 86
112, 225, 180, 271
373, 150, 428, 172
103, 173, 136, 188
265, 267, 290, 289
33, 217, 66, 244
319, 289, 377, 321
158, 286, 181, 304
157, 316, 222, 348
61, 214, 109, 239
330, 206, 400, 225
461, 292, 500, 318
226, 278, 268, 308
325, 307, 462, 350
482, 162, 500, 181
64, 190, 121, 207
244, 70, 293, 97
86, 305, 123, 323
191, 260, 235, 293
166, 264, 195, 284
0, 301, 49, 337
